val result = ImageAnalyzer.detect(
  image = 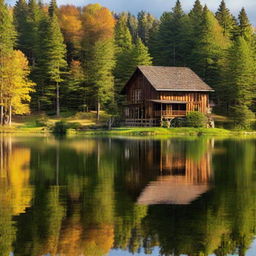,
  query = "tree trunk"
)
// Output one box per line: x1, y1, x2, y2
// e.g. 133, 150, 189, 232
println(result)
0, 104, 3, 126
97, 101, 100, 121
8, 105, 12, 126
56, 82, 60, 117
